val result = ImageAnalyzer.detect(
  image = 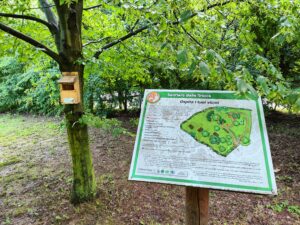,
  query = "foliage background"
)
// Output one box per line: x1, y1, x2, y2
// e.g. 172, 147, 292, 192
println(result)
1, 0, 300, 115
